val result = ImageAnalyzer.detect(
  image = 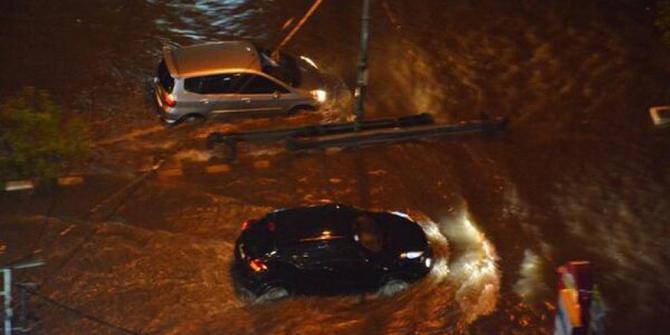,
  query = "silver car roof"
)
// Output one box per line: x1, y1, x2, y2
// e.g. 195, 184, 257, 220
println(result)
163, 41, 262, 78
